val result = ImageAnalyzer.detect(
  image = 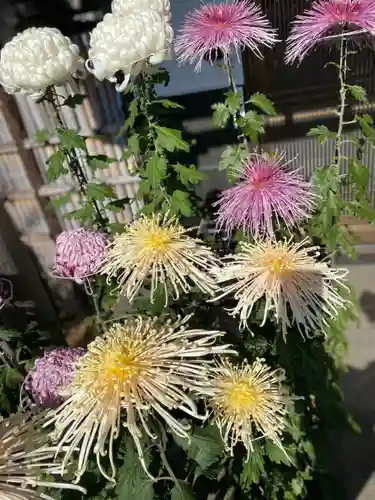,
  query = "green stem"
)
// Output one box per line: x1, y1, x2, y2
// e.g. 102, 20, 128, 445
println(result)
225, 59, 248, 148
333, 34, 349, 171
46, 87, 109, 231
